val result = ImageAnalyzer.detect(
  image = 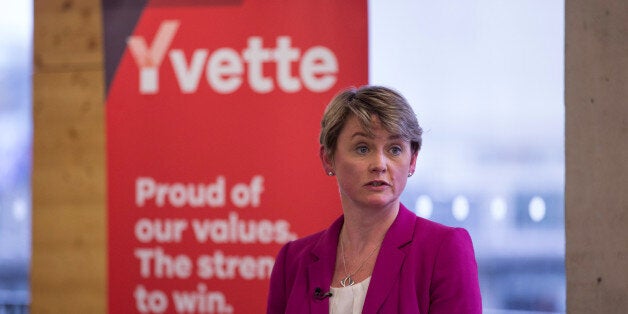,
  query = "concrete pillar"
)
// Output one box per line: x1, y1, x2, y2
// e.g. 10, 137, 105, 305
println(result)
565, 0, 628, 313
